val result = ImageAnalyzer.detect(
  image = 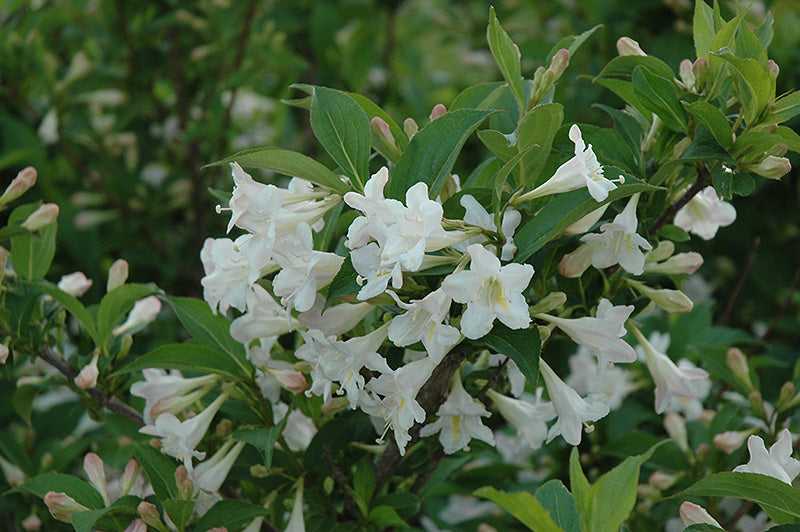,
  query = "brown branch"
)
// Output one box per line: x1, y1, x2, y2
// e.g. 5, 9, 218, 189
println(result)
475, 357, 509, 399
37, 344, 144, 426
648, 167, 712, 237
718, 237, 761, 326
